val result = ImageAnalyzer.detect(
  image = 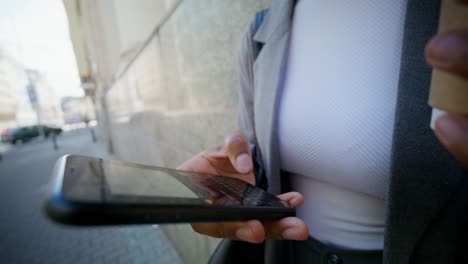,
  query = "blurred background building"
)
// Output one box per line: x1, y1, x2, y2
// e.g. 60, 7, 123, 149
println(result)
0, 53, 62, 131
63, 0, 271, 262
25, 69, 63, 127
0, 54, 32, 130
